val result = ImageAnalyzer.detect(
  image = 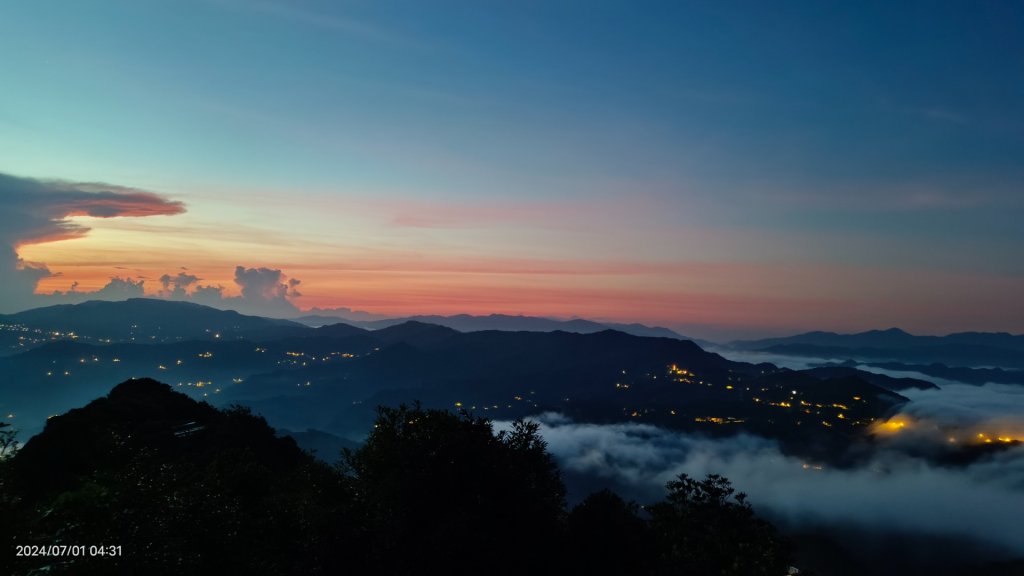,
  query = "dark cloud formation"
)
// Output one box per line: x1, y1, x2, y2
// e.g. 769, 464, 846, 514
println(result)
2, 247, 49, 308
0, 172, 185, 248
0, 172, 185, 312
0, 172, 304, 318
